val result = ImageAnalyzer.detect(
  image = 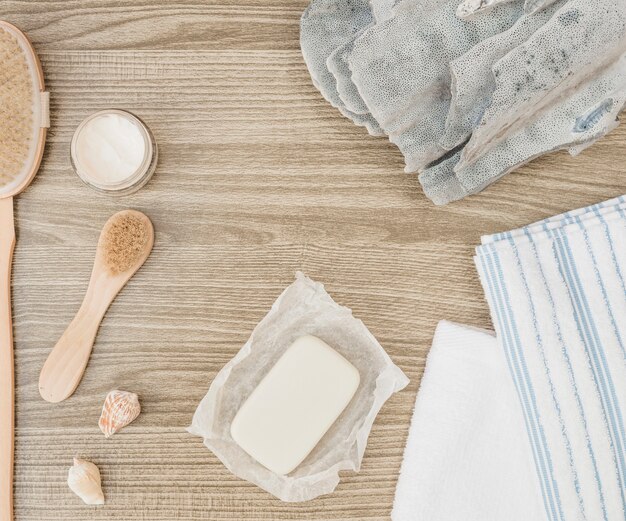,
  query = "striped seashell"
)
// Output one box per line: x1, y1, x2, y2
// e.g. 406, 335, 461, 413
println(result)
98, 390, 140, 438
